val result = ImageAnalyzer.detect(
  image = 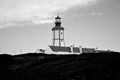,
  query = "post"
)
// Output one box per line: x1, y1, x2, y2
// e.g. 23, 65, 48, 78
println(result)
79, 46, 82, 54
63, 30, 65, 46
70, 45, 74, 53
59, 30, 61, 47
53, 31, 55, 46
